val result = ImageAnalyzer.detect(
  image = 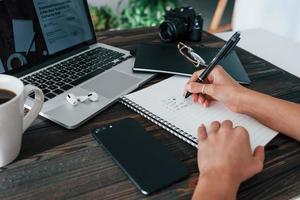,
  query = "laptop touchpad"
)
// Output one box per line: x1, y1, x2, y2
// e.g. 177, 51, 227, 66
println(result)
81, 70, 142, 99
